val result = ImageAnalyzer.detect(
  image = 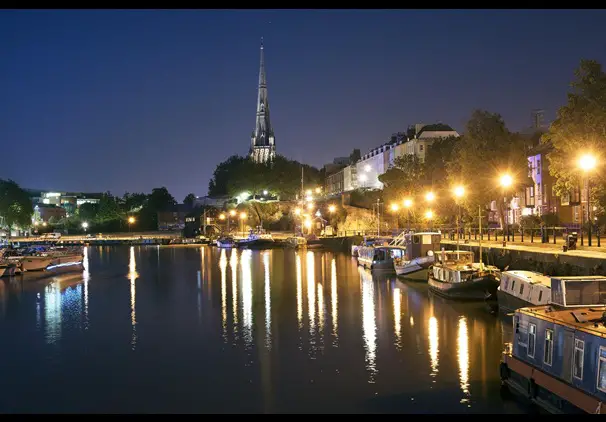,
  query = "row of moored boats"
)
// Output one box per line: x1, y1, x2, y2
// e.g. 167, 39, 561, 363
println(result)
0, 244, 84, 277
355, 230, 606, 414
